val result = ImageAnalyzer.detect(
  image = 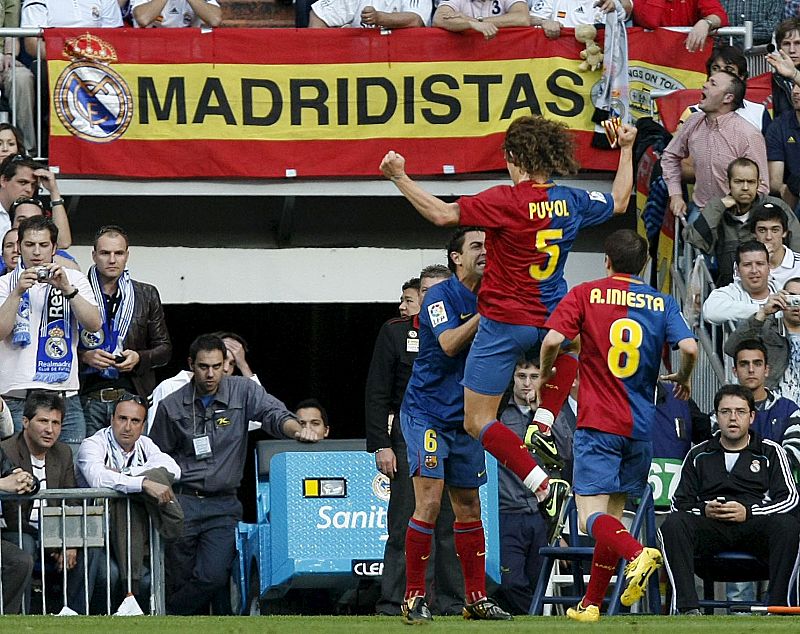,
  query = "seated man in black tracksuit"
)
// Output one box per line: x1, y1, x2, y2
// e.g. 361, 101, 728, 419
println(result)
659, 384, 800, 615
